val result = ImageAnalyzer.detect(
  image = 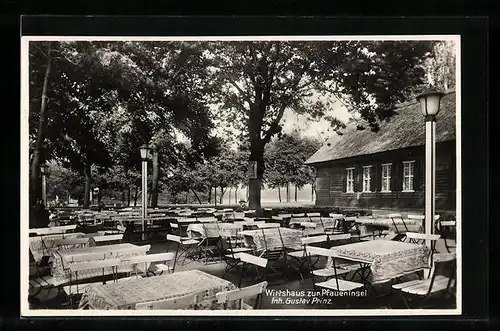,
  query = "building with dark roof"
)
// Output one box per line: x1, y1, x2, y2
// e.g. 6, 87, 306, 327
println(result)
305, 91, 456, 212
